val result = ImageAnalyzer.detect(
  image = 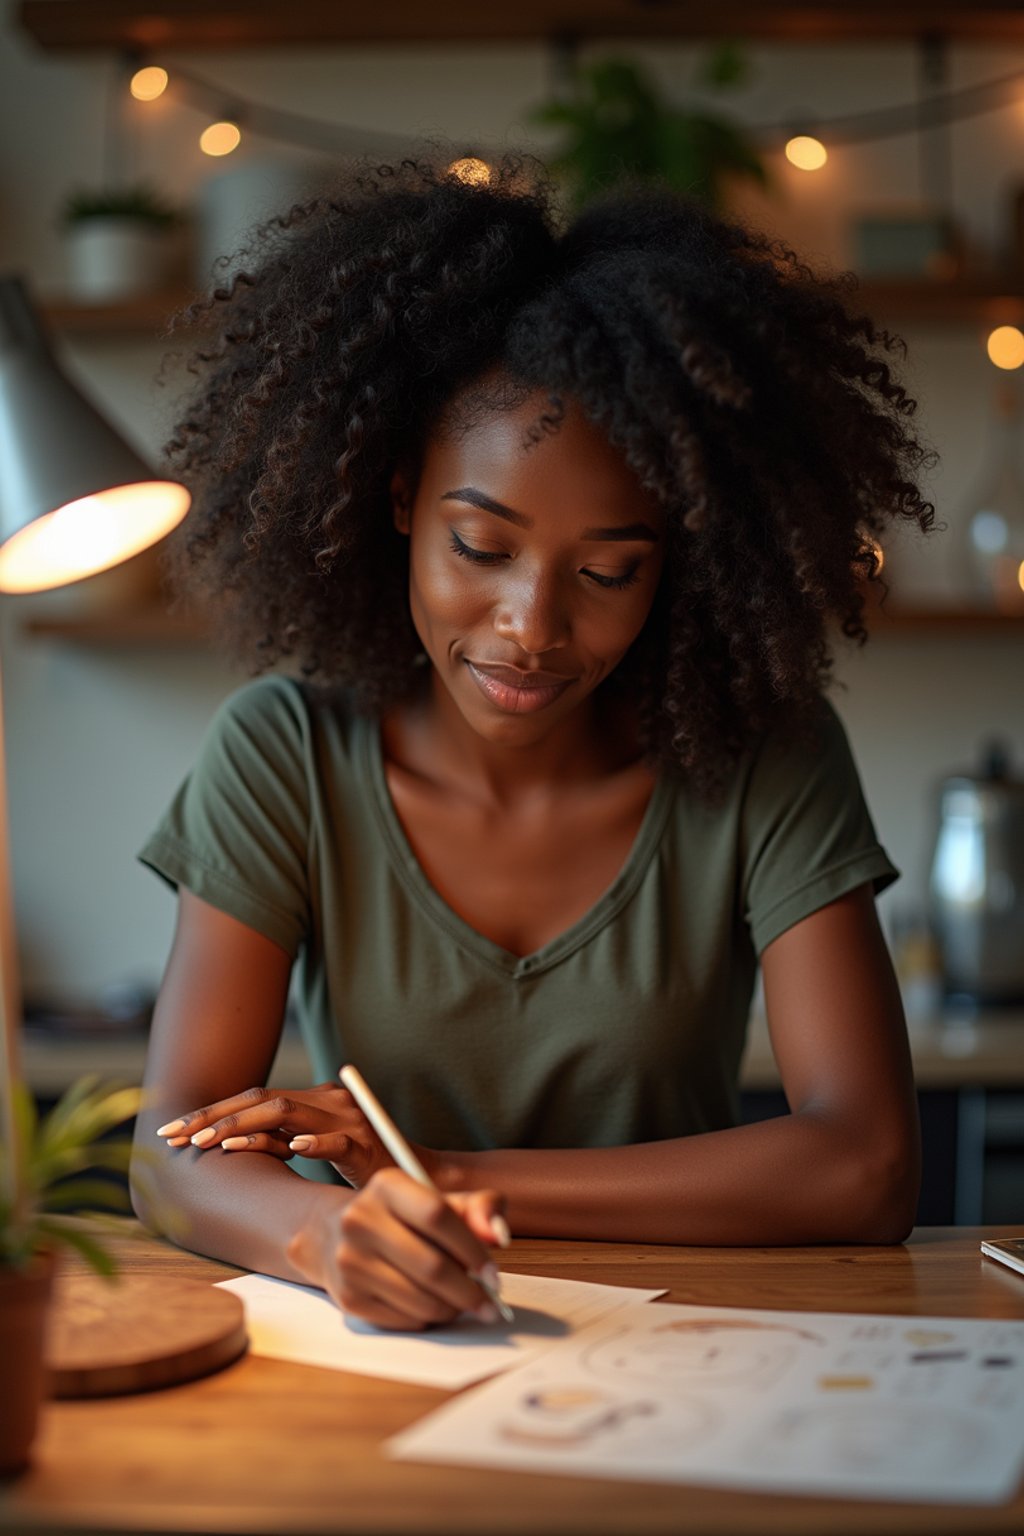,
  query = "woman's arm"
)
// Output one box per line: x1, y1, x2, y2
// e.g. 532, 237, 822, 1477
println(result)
129, 888, 348, 1281
131, 889, 505, 1324
433, 882, 922, 1245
